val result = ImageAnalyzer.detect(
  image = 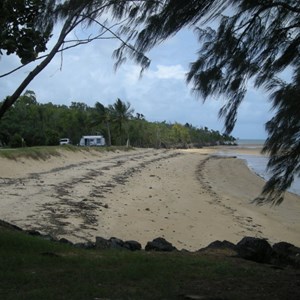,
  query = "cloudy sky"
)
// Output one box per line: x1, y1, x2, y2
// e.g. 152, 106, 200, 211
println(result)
0, 24, 273, 139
